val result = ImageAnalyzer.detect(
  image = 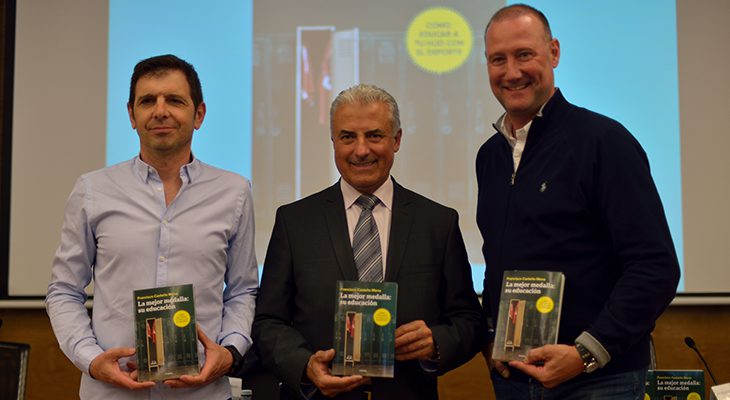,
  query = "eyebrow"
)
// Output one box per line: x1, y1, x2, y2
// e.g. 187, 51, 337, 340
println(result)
135, 93, 188, 104
338, 129, 384, 136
